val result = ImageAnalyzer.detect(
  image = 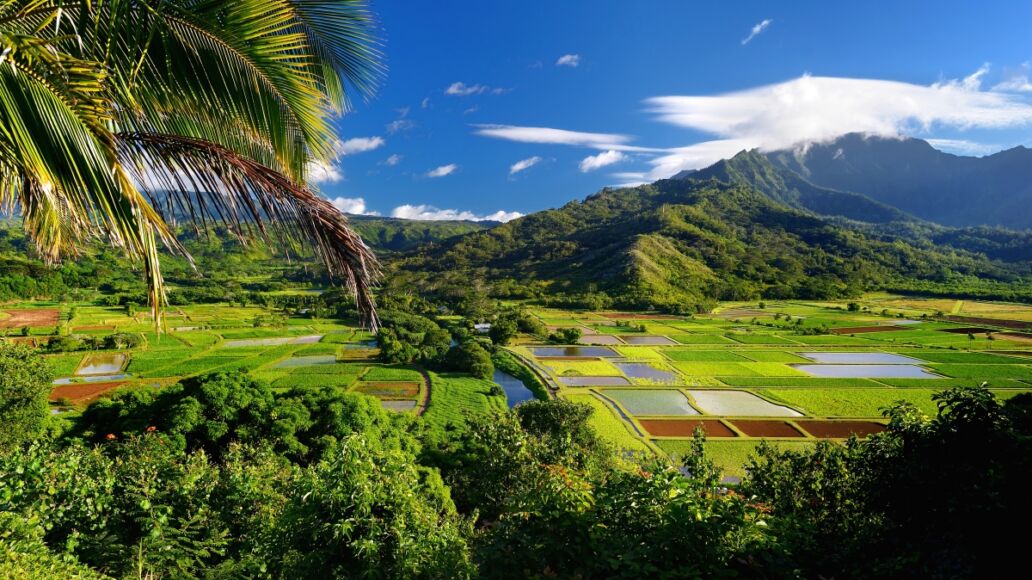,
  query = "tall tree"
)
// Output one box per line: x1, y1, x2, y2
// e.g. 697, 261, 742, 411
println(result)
0, 0, 383, 327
